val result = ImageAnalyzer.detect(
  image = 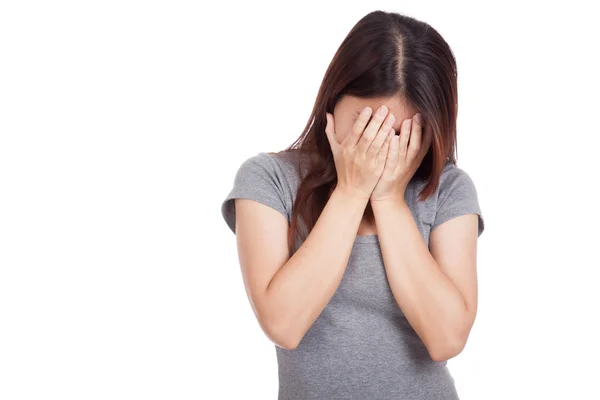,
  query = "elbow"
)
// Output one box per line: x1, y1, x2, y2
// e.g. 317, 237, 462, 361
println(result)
266, 322, 301, 350
276, 338, 300, 351
428, 313, 474, 362
252, 293, 302, 350
260, 314, 301, 350
428, 335, 467, 362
